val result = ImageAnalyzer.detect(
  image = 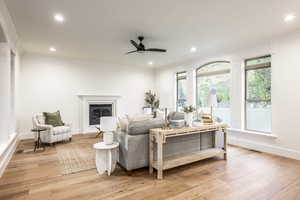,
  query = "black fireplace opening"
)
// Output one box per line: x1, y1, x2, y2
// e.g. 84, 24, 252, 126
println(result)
89, 104, 113, 125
